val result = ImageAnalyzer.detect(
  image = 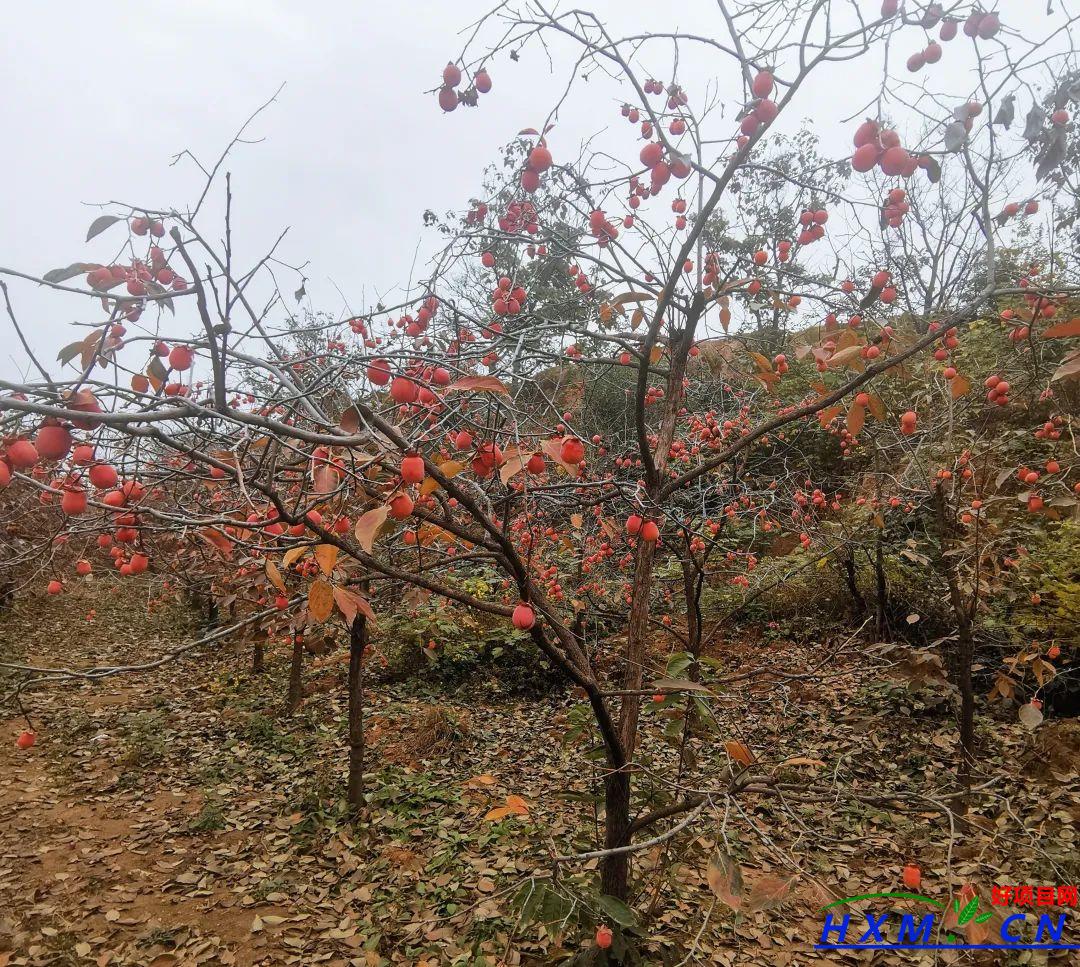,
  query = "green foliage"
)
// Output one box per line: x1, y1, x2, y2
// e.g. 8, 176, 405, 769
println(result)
988, 518, 1080, 639
120, 710, 168, 768
188, 798, 226, 834
373, 602, 567, 696
241, 711, 313, 757
512, 878, 648, 966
